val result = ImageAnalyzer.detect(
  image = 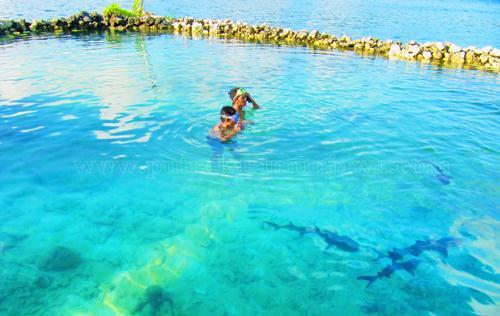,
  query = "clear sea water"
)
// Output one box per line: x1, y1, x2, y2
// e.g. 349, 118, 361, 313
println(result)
1, 1, 499, 316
